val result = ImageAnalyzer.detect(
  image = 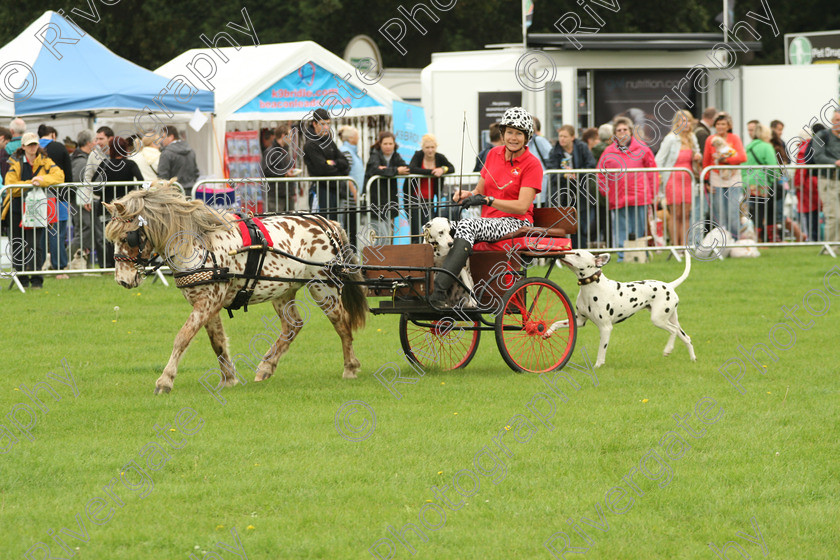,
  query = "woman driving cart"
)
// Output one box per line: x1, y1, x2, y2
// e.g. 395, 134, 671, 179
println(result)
430, 107, 543, 305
